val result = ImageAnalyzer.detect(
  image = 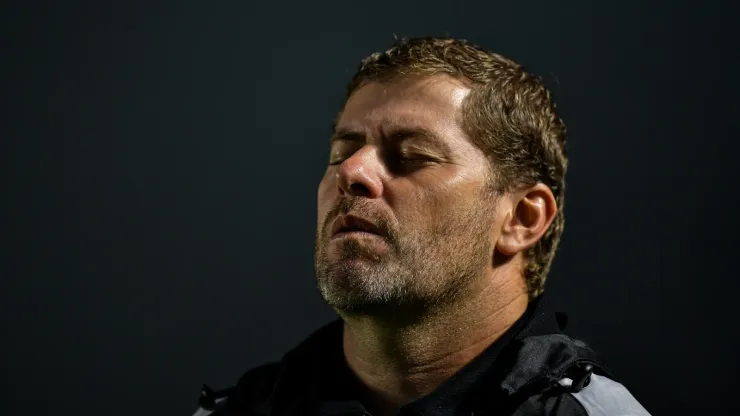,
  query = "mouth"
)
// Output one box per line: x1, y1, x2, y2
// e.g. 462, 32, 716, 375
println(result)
330, 215, 384, 239
327, 215, 391, 257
